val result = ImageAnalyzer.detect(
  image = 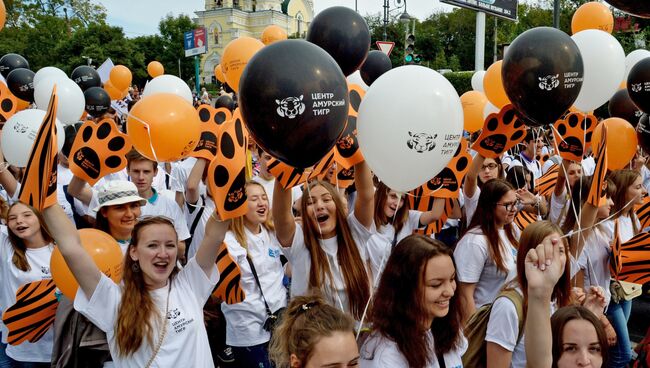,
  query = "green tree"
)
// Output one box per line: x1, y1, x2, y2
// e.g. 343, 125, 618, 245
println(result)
157, 14, 197, 84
